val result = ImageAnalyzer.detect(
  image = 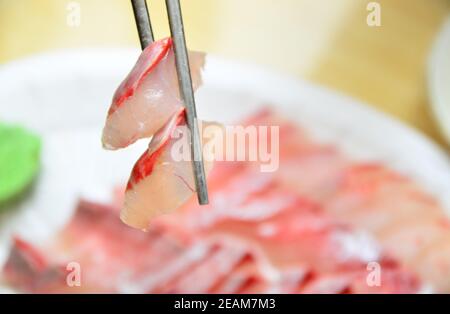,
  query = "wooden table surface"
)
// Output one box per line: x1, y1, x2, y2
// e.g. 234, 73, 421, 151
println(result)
1, 0, 449, 147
